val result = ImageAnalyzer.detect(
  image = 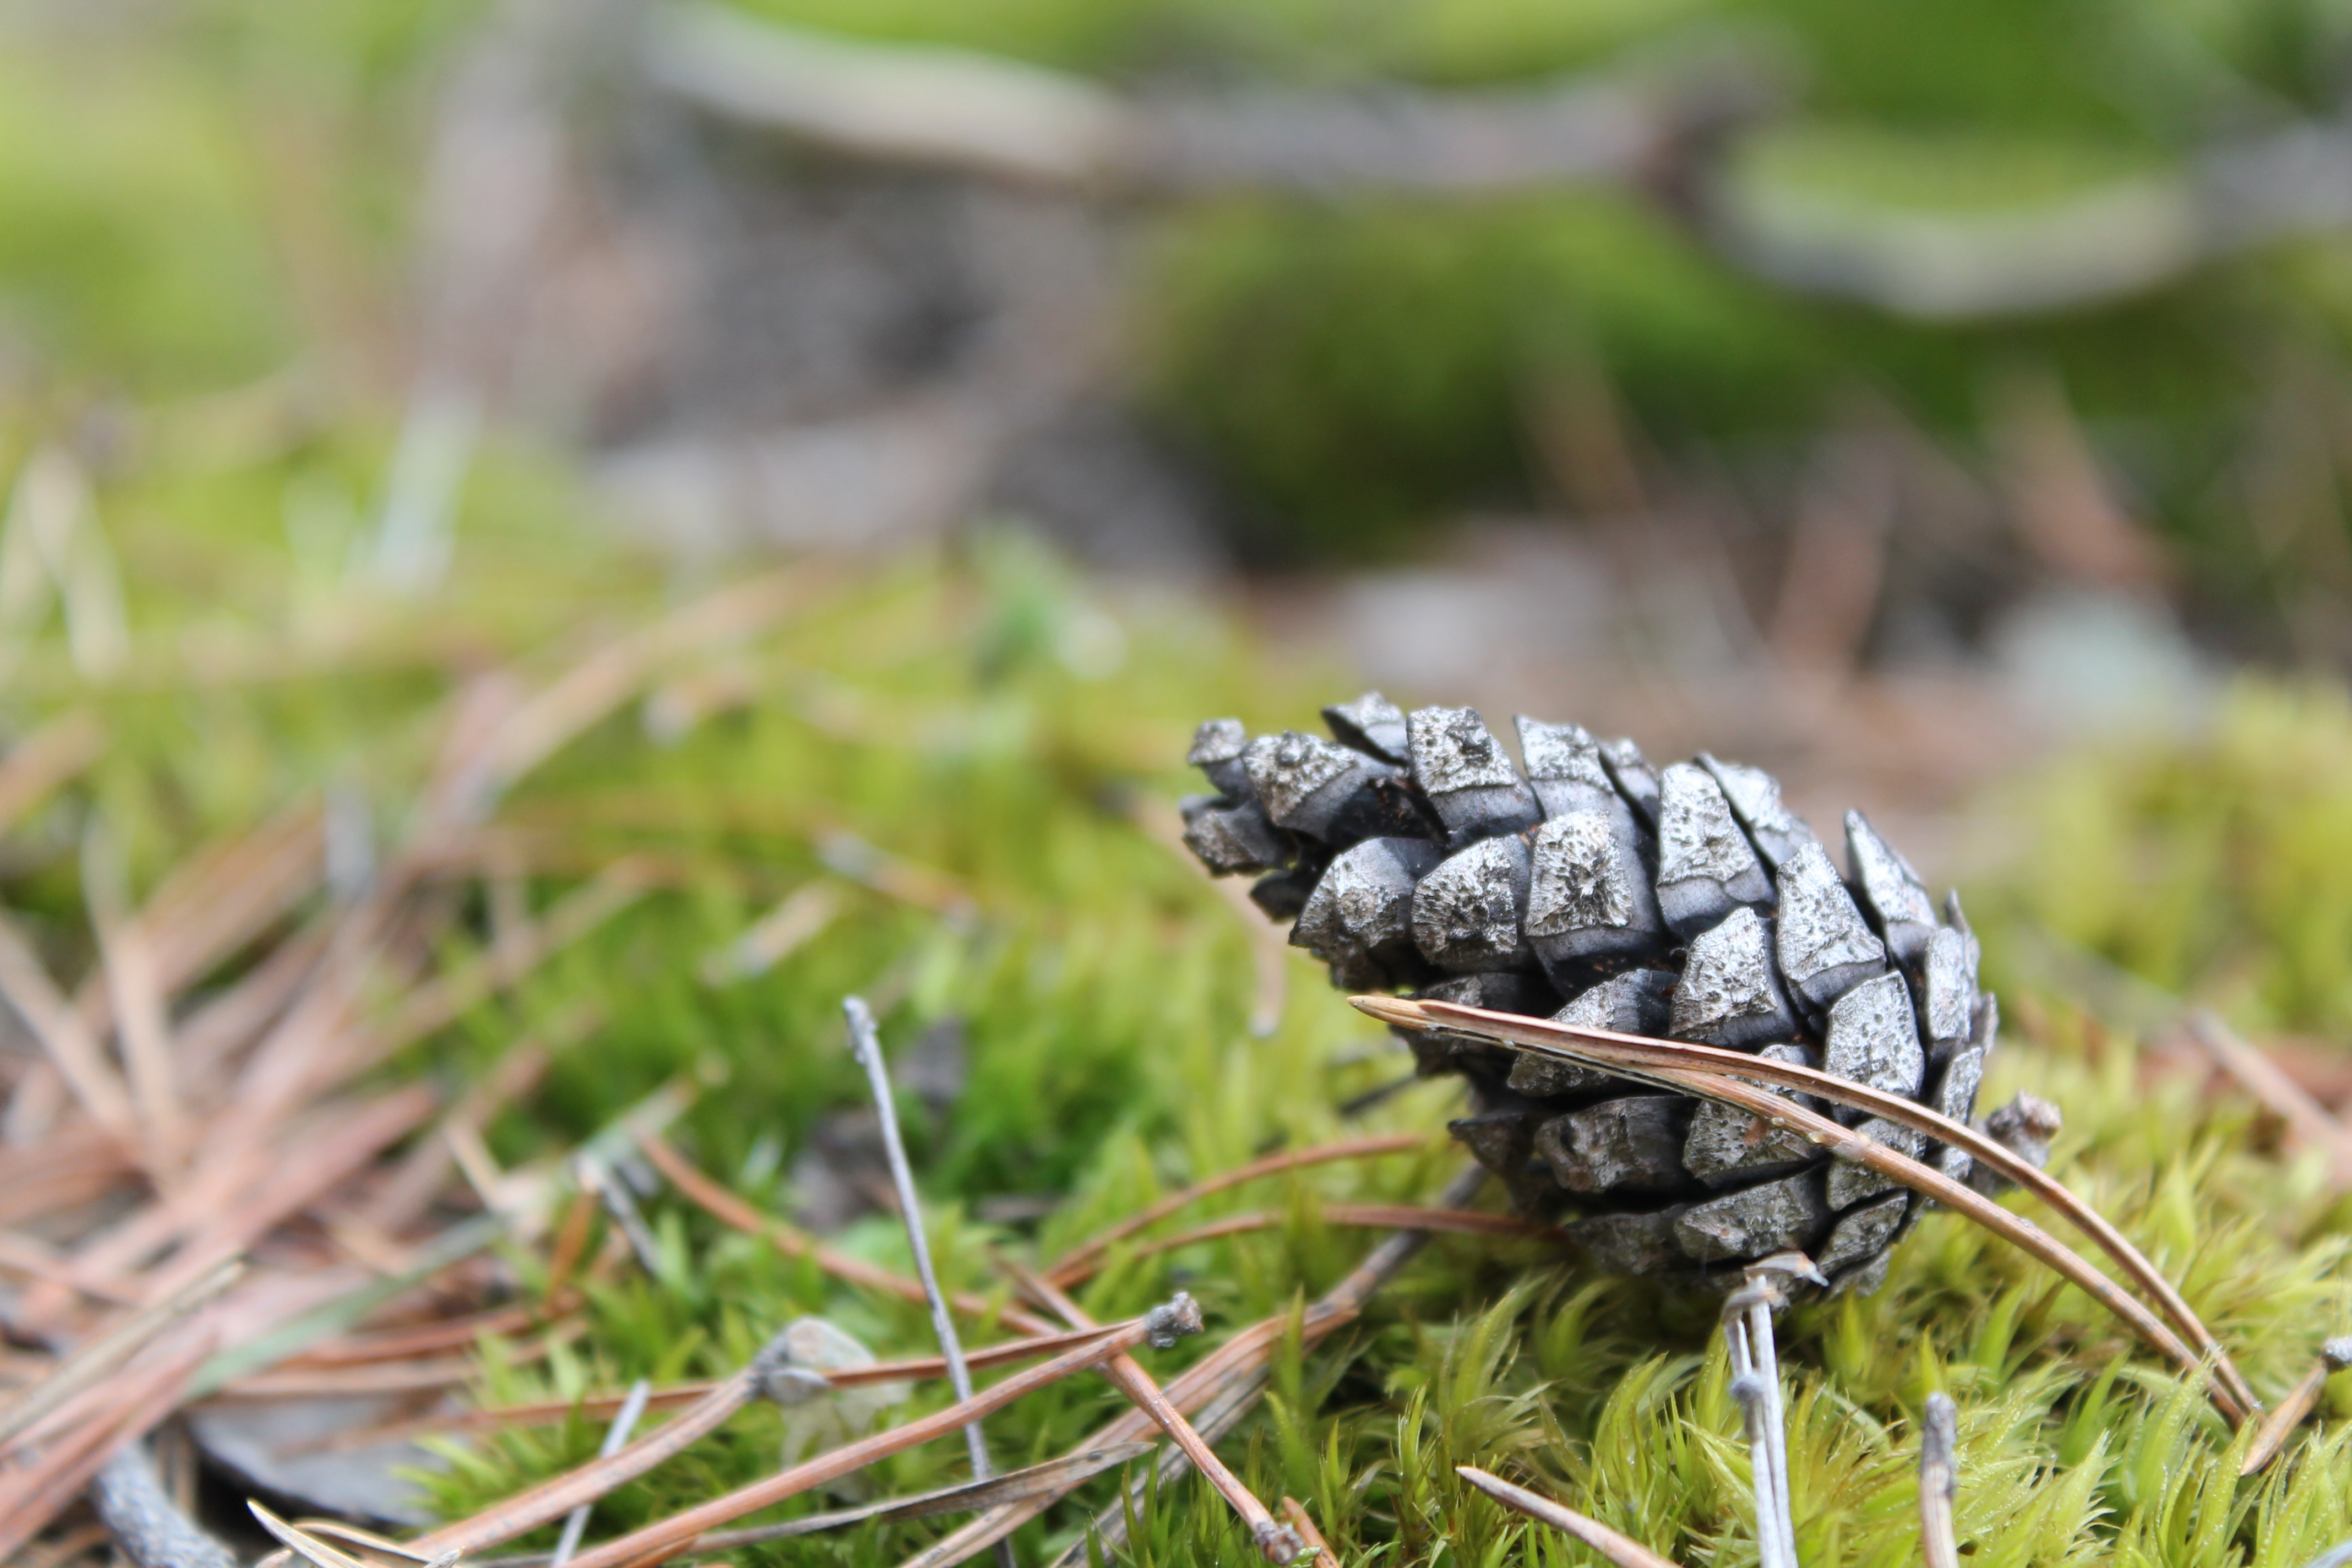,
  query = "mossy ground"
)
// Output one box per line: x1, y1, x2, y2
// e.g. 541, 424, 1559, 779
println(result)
7, 426, 2348, 1565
